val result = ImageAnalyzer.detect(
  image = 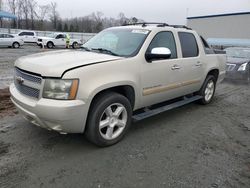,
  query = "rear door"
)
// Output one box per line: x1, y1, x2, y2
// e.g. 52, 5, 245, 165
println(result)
177, 32, 204, 94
